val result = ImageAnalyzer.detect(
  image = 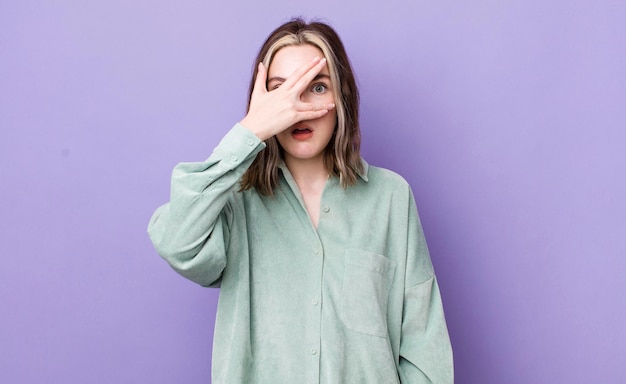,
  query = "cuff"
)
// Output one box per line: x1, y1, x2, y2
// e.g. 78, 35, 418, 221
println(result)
213, 123, 266, 169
